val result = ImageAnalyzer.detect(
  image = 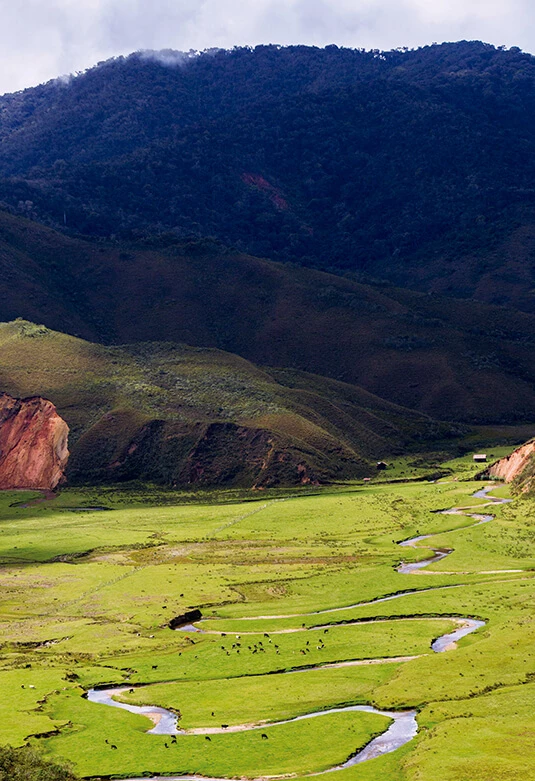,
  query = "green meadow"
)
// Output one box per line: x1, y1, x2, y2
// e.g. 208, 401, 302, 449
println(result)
1, 468, 535, 780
